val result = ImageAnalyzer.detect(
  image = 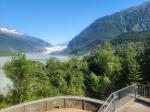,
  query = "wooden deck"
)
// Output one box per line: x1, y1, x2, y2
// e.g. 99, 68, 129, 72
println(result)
48, 108, 92, 112
118, 100, 150, 112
